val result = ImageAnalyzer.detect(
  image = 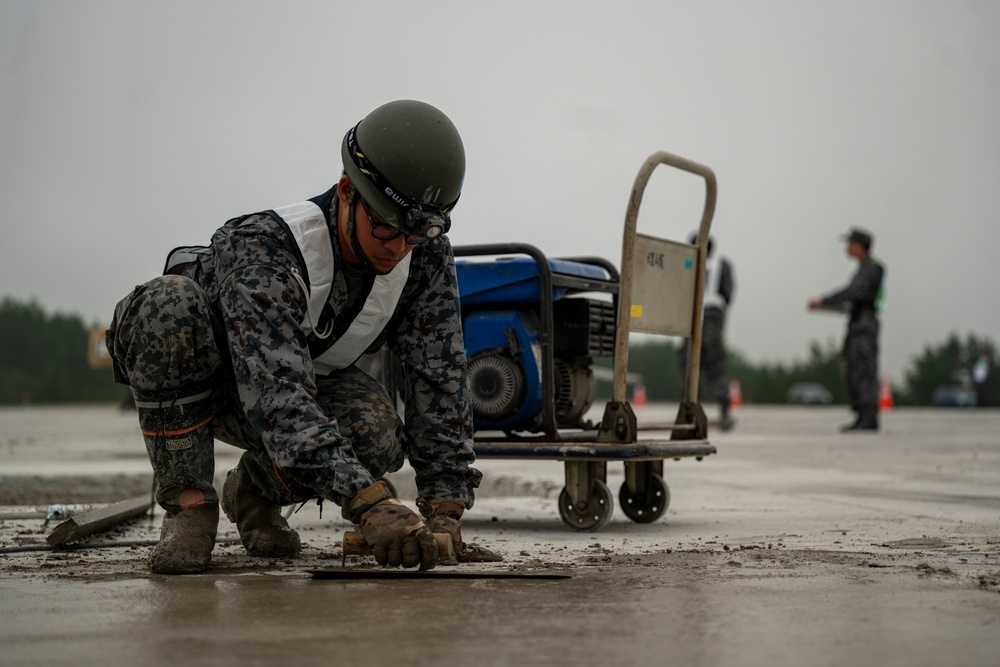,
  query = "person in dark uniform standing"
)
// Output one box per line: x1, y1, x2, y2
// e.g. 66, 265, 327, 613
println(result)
809, 228, 885, 432
680, 235, 736, 431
